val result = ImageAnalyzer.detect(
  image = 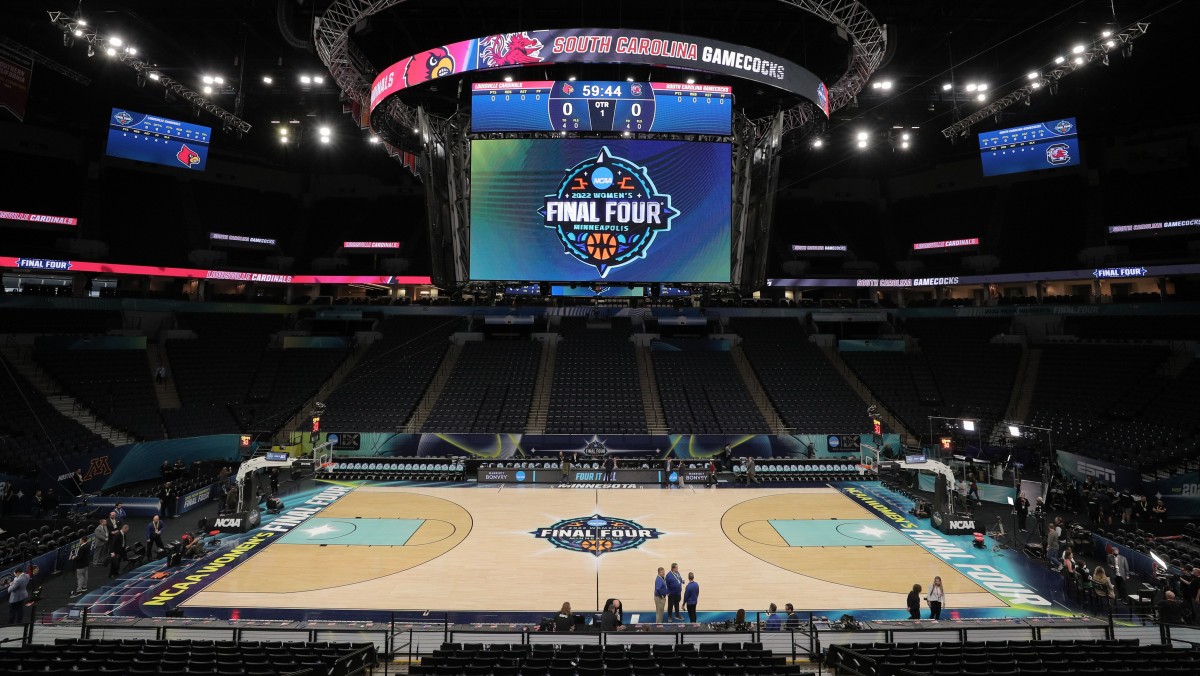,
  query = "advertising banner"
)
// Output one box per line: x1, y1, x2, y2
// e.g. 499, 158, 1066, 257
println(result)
0, 46, 33, 122
176, 482, 219, 515
43, 435, 244, 493
1055, 450, 1141, 490
370, 28, 828, 117
1144, 472, 1200, 518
